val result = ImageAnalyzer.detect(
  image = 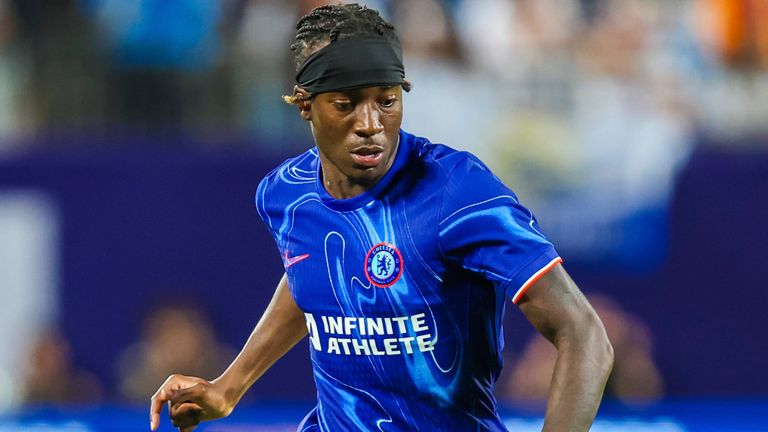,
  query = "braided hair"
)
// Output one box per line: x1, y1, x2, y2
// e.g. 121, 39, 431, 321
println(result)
291, 3, 398, 70
284, 3, 411, 104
